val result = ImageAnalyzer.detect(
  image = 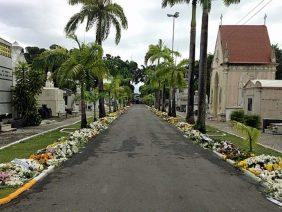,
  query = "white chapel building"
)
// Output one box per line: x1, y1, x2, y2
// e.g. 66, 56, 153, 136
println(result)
209, 25, 277, 120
